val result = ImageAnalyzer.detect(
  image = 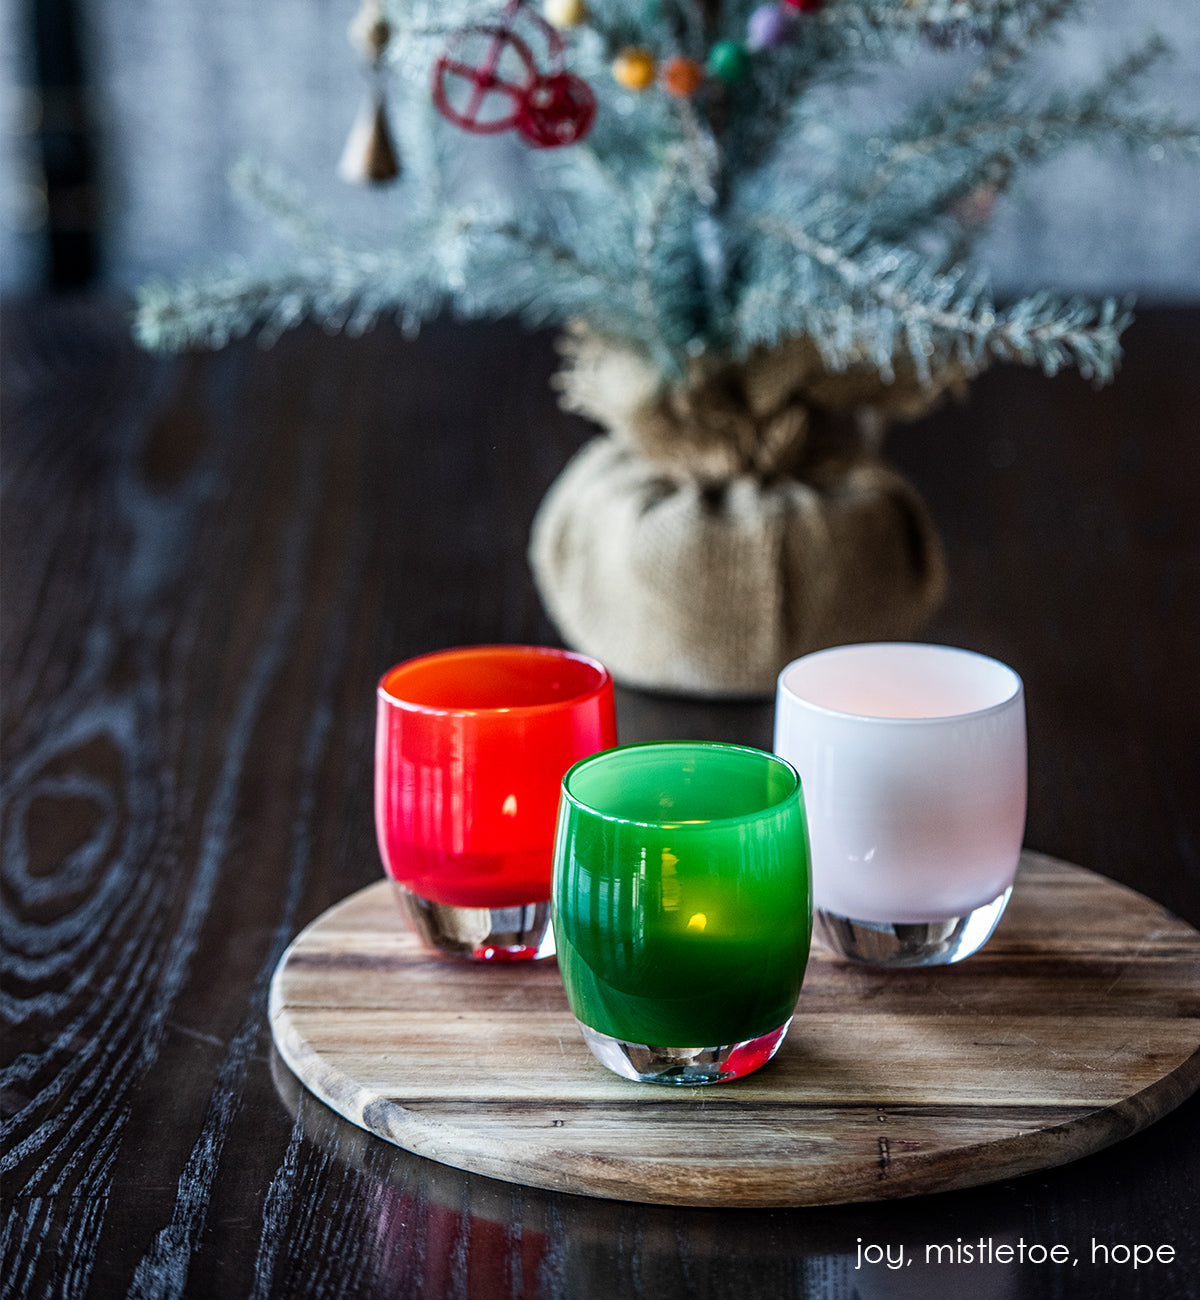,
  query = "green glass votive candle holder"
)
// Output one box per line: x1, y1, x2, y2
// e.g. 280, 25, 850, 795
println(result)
551, 742, 812, 1085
